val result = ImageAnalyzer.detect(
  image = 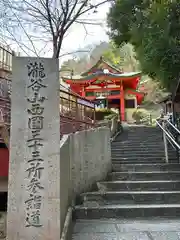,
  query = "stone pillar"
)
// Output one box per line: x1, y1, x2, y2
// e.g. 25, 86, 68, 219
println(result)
7, 57, 60, 240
